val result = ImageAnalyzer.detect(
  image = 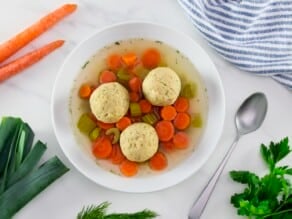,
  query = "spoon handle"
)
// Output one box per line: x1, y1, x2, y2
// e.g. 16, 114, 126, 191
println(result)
188, 135, 240, 219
